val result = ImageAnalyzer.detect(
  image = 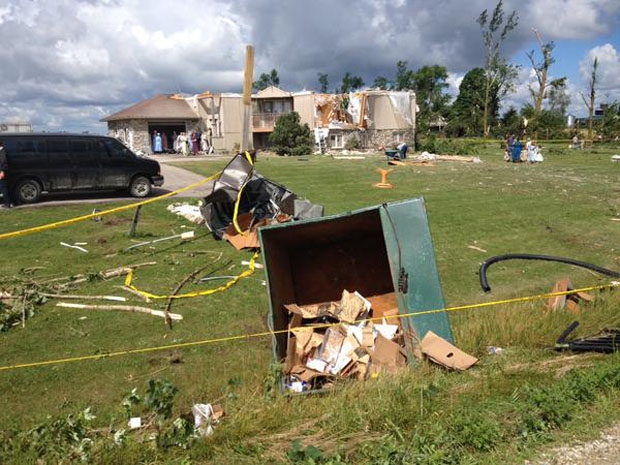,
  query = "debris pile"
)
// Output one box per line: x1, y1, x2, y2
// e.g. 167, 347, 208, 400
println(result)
200, 152, 323, 250
546, 278, 593, 312
283, 290, 407, 392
